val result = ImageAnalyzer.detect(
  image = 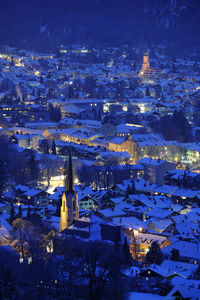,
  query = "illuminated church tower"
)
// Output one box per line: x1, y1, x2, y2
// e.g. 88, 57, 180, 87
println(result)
142, 53, 150, 71
59, 150, 79, 232
140, 52, 152, 78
